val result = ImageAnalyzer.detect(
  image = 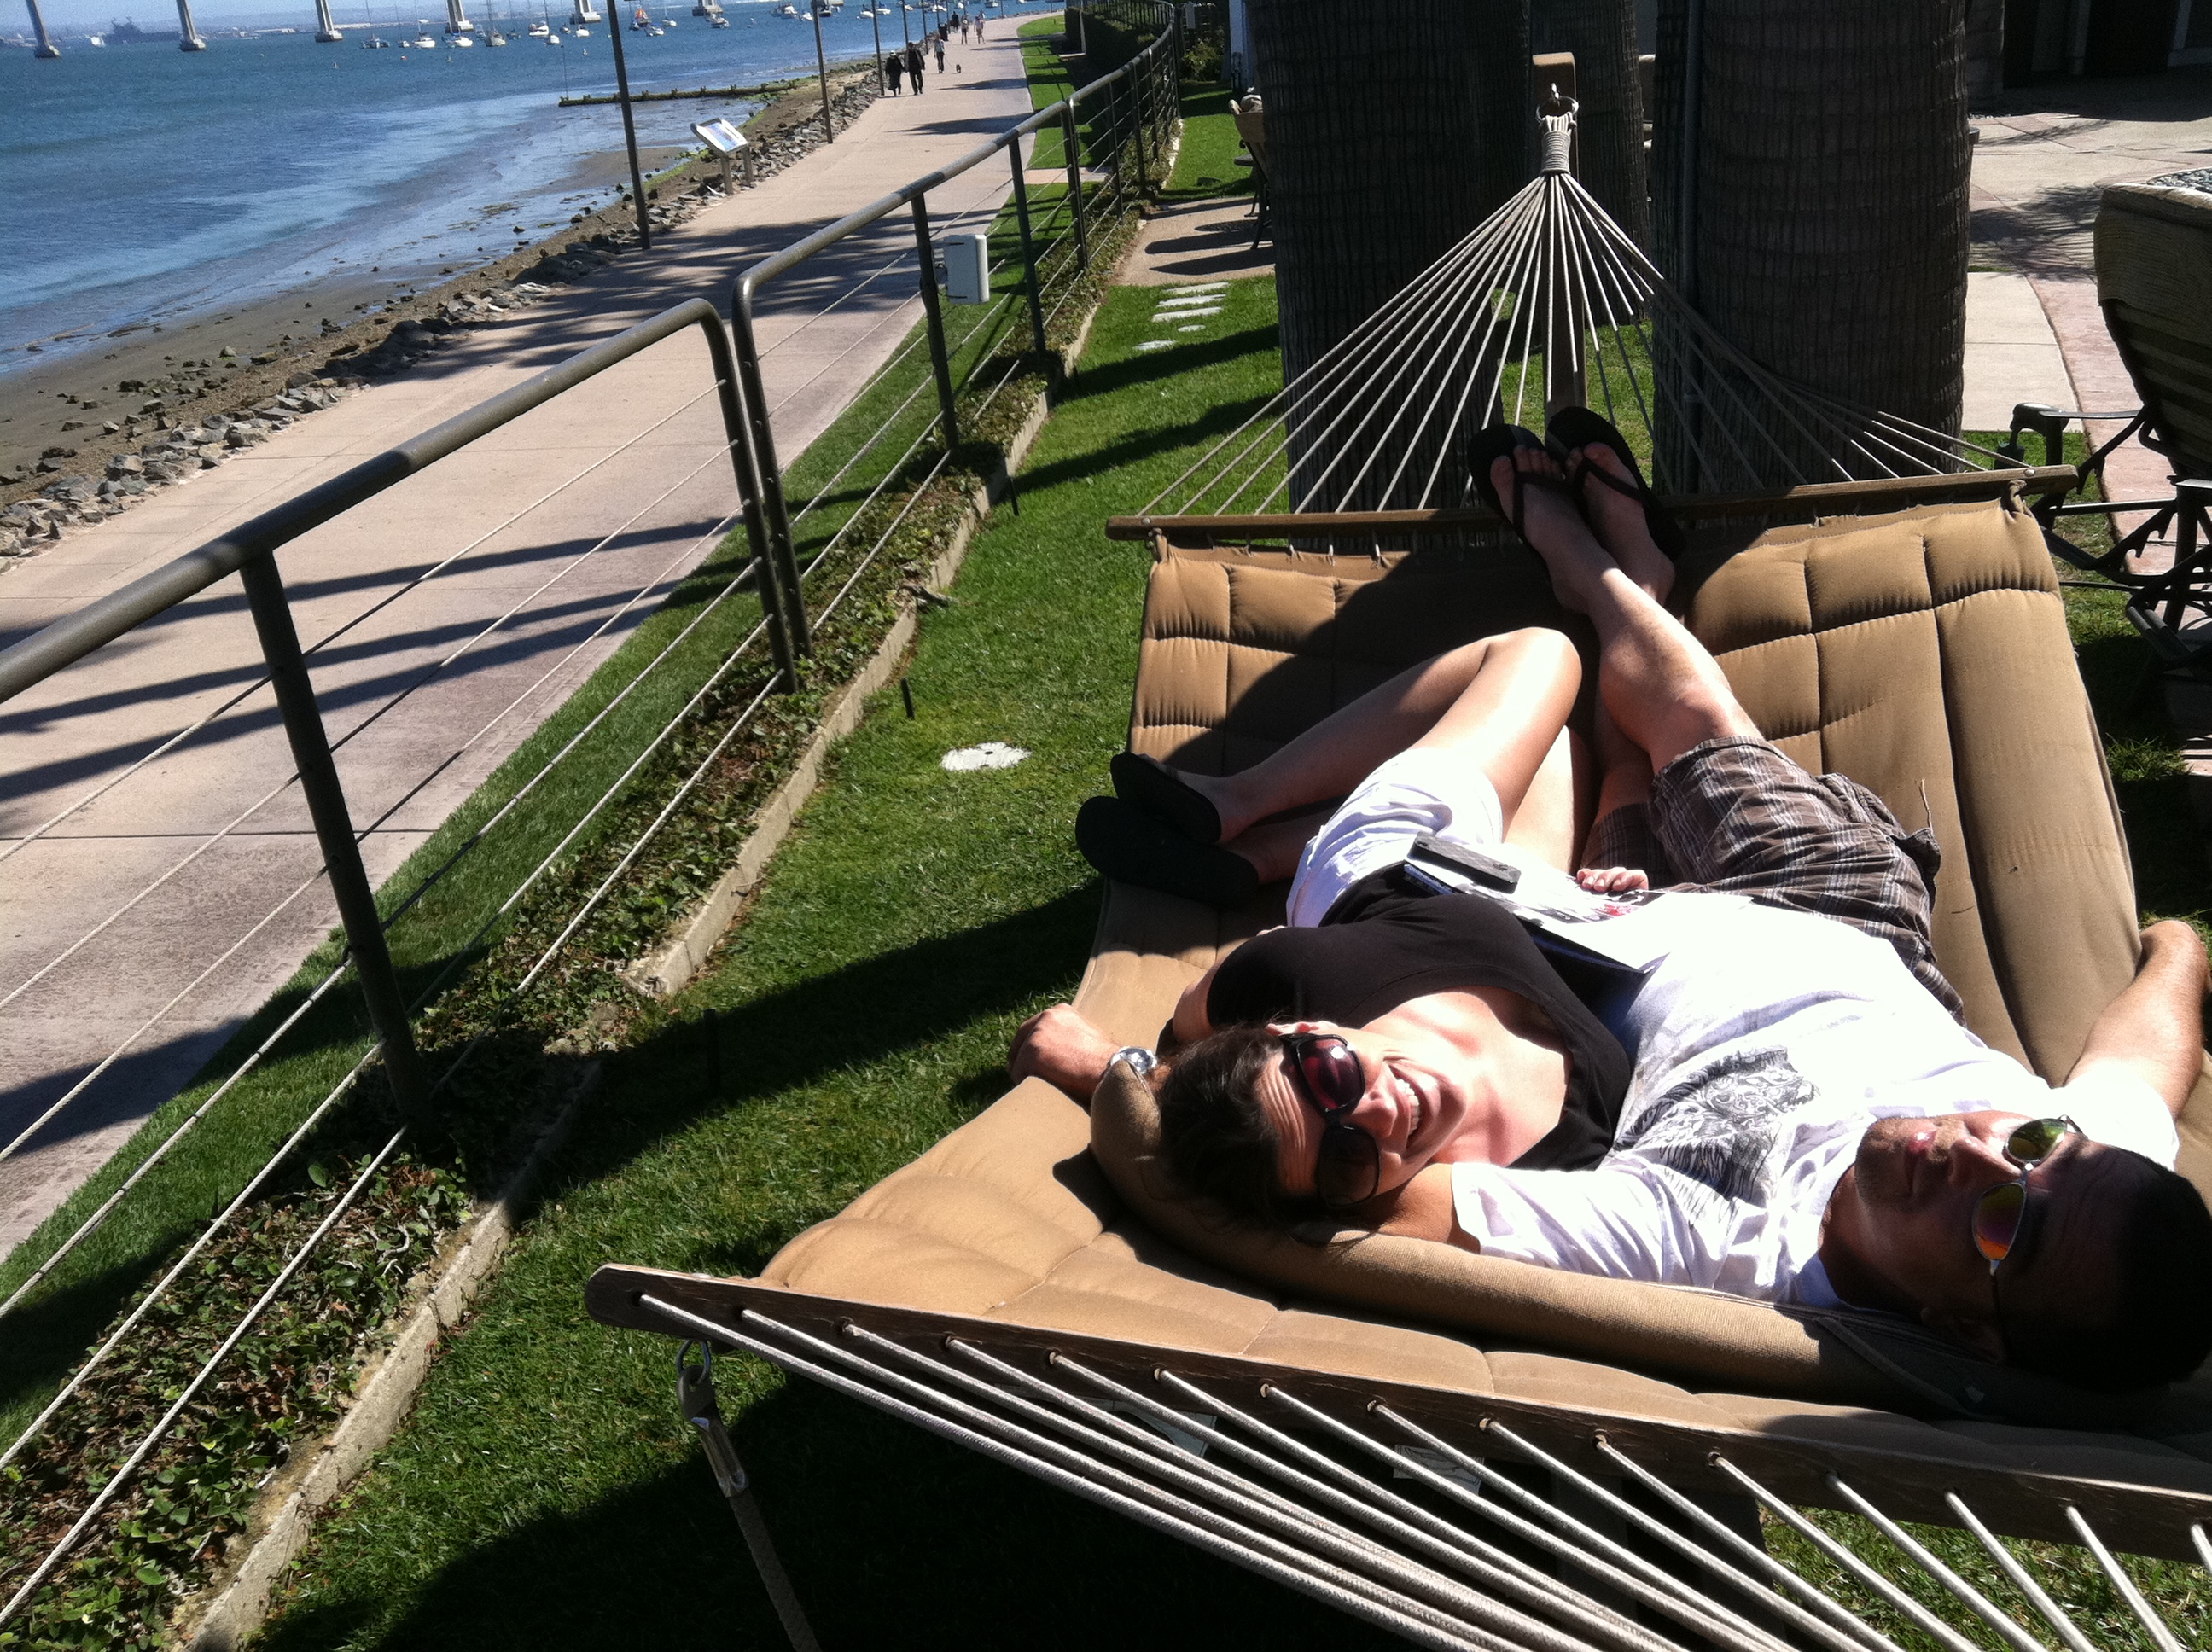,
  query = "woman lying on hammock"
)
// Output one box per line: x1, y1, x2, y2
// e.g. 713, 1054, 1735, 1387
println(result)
1012, 416, 2212, 1390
